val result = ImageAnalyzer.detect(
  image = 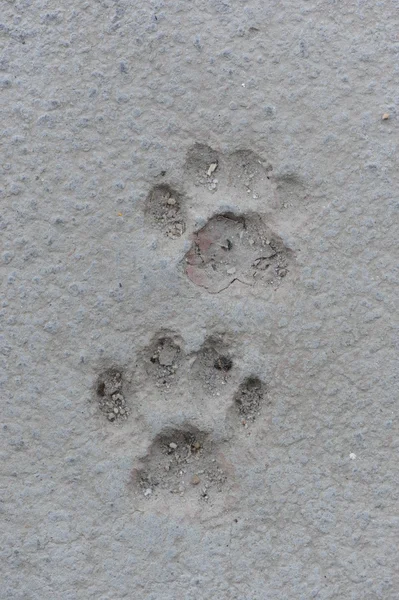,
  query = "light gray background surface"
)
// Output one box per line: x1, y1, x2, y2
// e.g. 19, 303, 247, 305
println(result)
1, 1, 398, 599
